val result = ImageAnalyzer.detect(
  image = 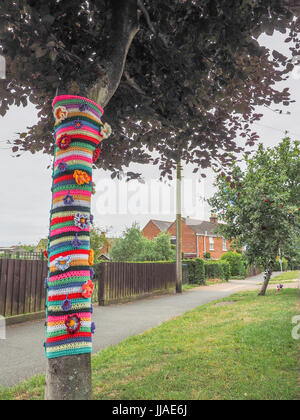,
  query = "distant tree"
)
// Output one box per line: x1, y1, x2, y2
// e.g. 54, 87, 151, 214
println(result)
209, 137, 300, 295
90, 226, 111, 263
110, 224, 175, 261
1, 1, 300, 177
110, 223, 144, 262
